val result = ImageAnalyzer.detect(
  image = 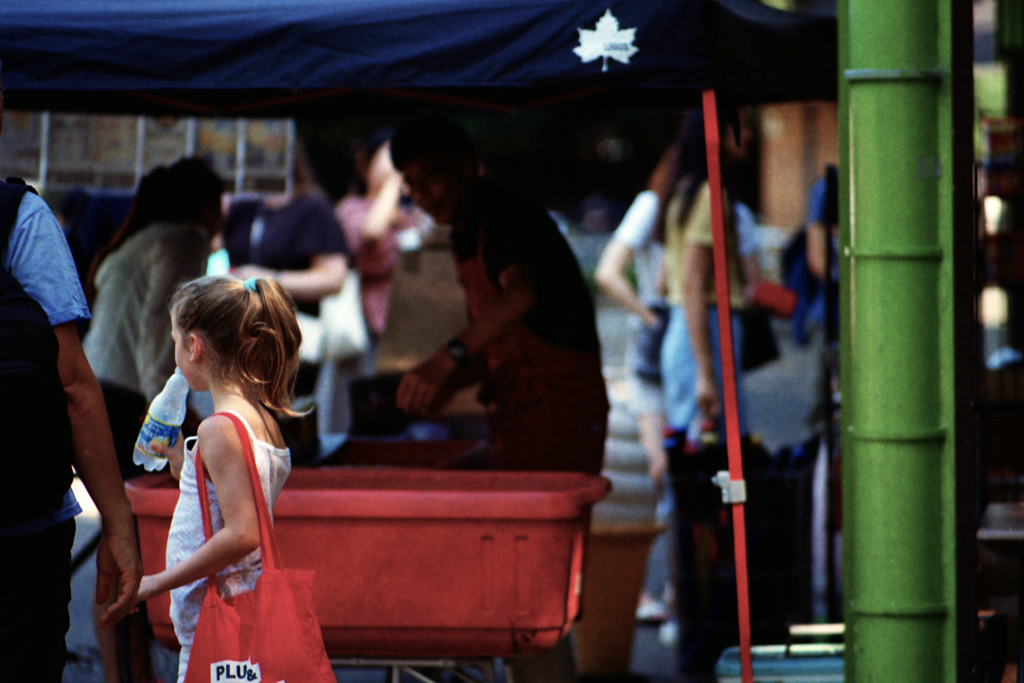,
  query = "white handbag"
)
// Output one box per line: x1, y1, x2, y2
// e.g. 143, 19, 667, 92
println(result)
296, 271, 369, 363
